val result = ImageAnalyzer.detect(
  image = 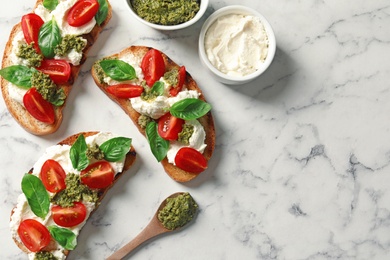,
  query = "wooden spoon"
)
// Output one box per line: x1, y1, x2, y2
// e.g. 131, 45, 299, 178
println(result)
106, 192, 191, 260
